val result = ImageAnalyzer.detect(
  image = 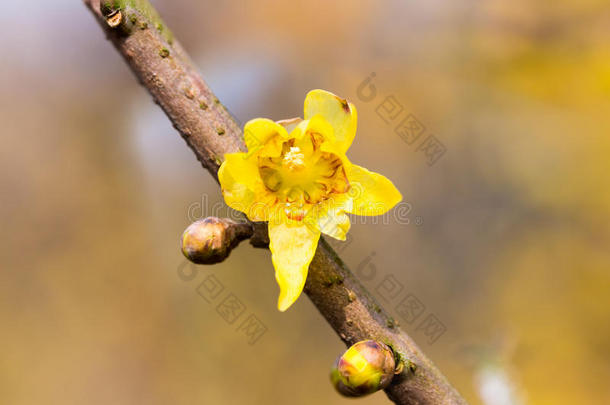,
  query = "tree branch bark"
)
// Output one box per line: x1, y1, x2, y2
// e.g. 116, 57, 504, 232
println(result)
83, 1, 468, 404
